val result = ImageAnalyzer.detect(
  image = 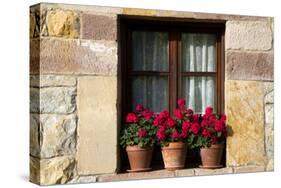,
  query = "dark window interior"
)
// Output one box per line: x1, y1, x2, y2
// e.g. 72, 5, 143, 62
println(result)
119, 16, 225, 172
